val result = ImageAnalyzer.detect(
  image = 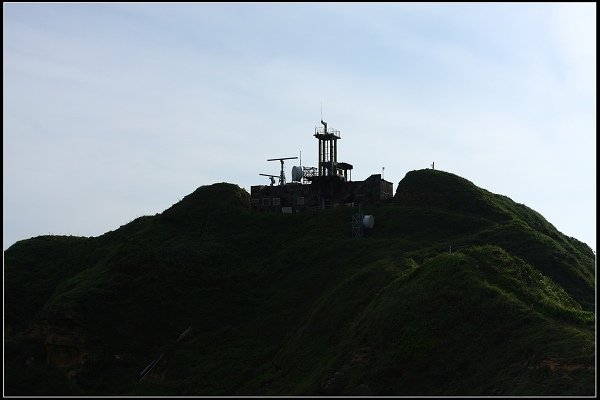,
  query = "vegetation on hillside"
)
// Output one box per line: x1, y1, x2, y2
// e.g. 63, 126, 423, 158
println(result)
4, 169, 595, 396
